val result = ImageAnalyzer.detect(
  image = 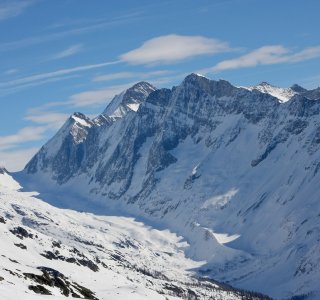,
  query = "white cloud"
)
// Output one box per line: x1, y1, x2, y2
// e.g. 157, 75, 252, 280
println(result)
71, 71, 188, 107
0, 0, 35, 21
0, 126, 47, 151
0, 106, 71, 171
52, 44, 83, 60
69, 83, 132, 107
287, 46, 320, 63
205, 45, 320, 73
0, 147, 39, 172
25, 110, 69, 129
120, 34, 231, 65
